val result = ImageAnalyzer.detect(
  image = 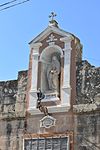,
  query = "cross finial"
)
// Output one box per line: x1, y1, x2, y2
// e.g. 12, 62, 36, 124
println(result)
49, 12, 57, 21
